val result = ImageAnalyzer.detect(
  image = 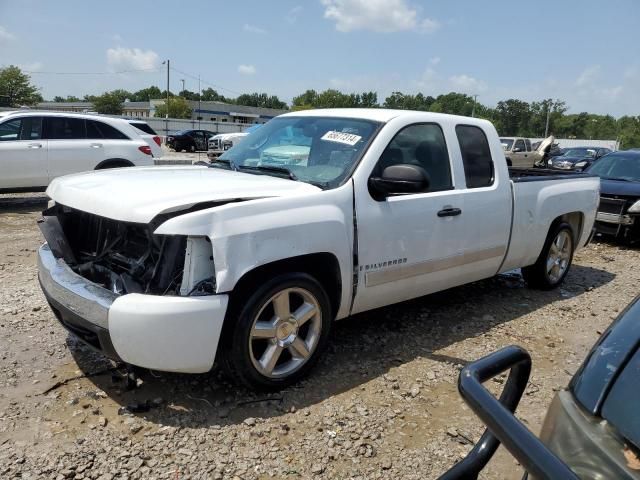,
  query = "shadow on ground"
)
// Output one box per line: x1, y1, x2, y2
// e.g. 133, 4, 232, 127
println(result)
0, 194, 48, 214
592, 235, 639, 250
64, 263, 615, 428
